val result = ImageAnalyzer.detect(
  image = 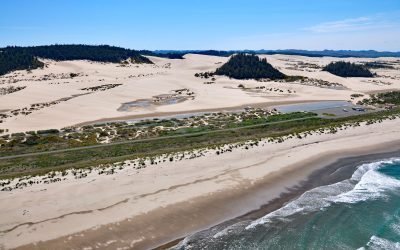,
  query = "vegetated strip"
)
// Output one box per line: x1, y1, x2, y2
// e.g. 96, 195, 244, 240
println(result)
0, 116, 318, 160
0, 109, 398, 179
